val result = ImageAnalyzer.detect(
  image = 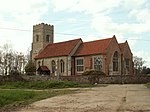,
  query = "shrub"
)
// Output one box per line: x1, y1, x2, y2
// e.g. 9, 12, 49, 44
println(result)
25, 60, 36, 75
9, 70, 20, 76
82, 70, 106, 76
